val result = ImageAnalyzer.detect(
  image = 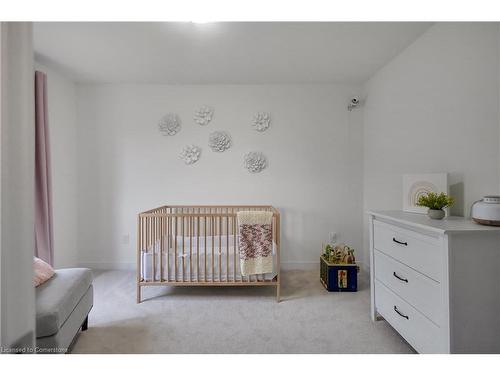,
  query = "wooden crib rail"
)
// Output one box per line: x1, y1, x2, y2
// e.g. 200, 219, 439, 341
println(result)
139, 205, 278, 214
136, 205, 280, 304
